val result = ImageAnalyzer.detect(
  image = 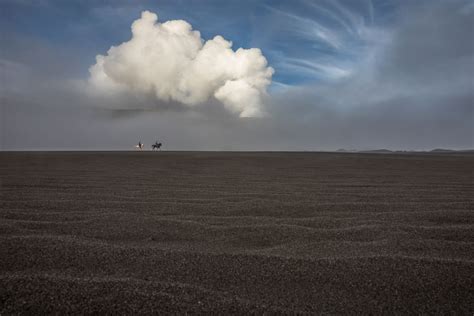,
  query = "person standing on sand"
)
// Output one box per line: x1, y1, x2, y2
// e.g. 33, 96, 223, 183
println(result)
135, 141, 144, 150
